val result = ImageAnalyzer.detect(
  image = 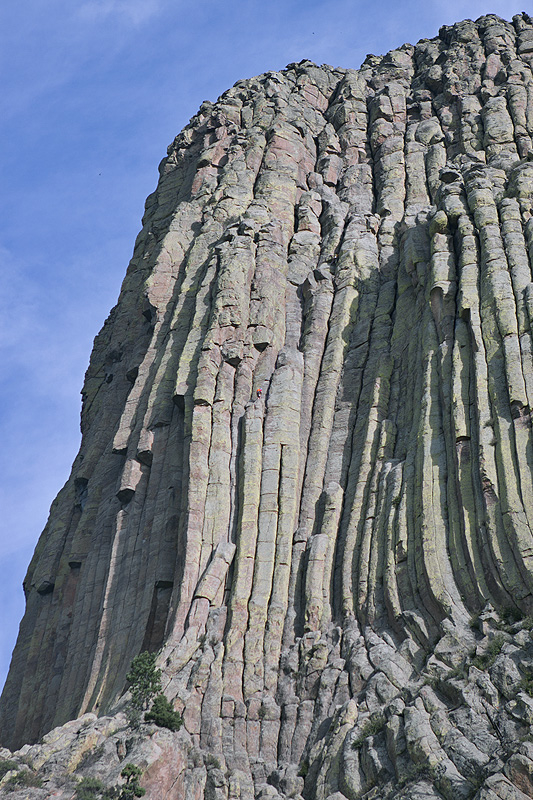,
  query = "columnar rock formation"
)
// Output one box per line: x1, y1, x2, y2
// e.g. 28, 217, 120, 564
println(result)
5, 13, 533, 800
